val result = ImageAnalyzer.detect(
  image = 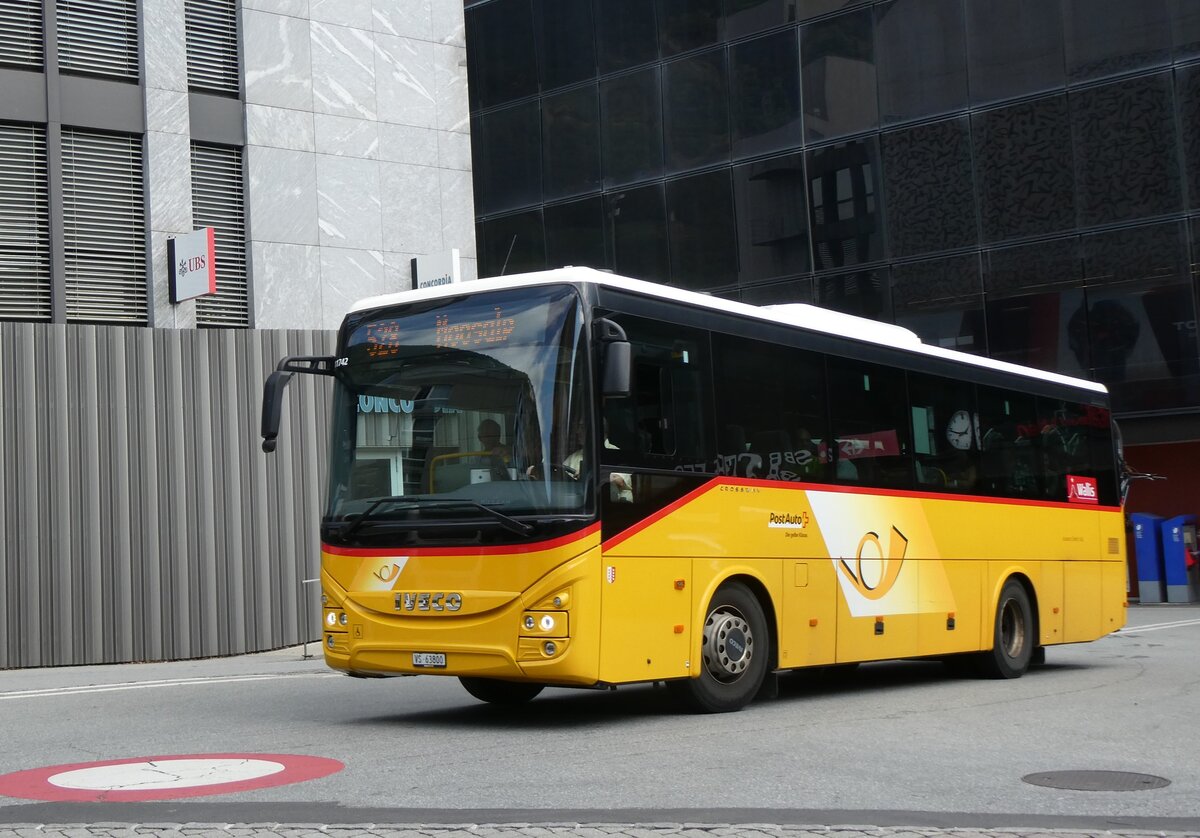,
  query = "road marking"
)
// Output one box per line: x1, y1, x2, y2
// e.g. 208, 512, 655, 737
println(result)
0, 671, 339, 701
1119, 618, 1200, 633
49, 758, 285, 790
